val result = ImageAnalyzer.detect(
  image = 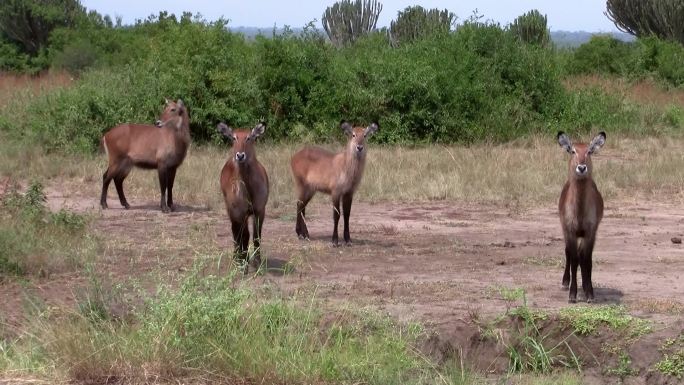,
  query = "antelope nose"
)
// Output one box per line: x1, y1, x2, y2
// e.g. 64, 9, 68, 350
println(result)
236, 152, 246, 161
577, 164, 587, 173
356, 145, 364, 152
